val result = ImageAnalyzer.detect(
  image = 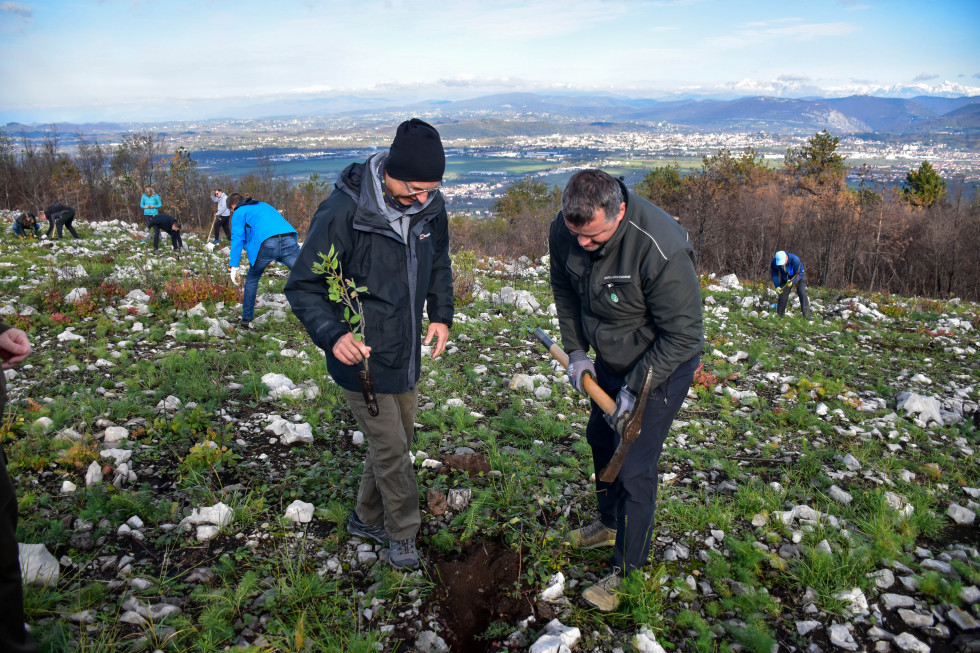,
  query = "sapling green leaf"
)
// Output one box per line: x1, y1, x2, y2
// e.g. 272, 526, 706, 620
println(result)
313, 245, 378, 415
313, 247, 369, 366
